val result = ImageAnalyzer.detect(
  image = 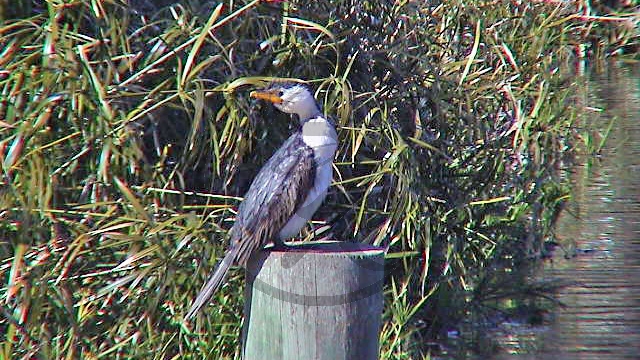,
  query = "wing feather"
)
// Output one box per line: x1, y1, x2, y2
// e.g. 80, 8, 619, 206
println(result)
230, 132, 315, 266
